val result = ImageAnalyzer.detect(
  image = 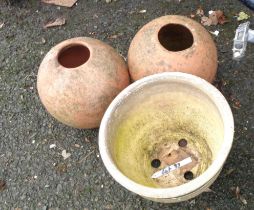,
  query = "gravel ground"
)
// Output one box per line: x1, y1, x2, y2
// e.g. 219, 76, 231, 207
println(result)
0, 0, 254, 209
